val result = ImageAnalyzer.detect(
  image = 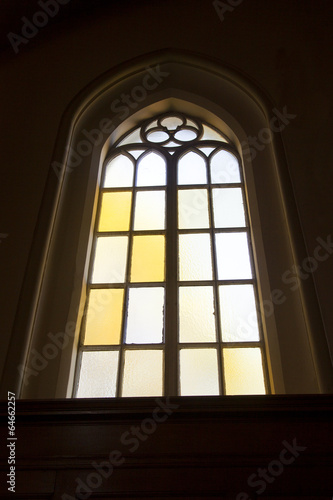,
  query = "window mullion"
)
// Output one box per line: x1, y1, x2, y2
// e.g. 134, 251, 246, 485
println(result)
164, 152, 178, 396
